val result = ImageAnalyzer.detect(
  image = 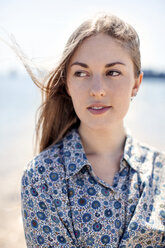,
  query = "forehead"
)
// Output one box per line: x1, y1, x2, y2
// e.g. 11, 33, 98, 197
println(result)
68, 33, 132, 65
